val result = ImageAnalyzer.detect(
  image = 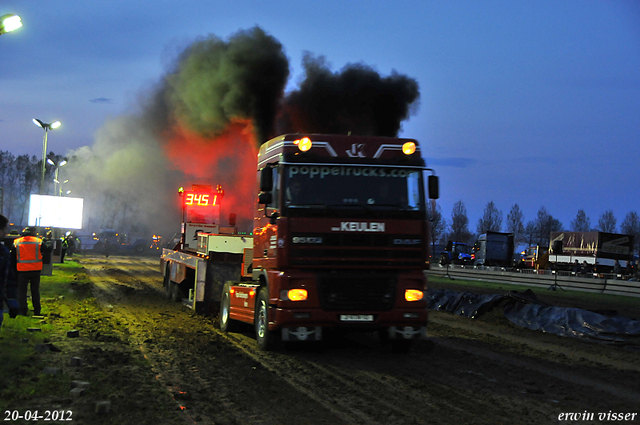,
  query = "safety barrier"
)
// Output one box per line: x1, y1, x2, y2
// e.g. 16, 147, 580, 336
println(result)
425, 265, 640, 298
